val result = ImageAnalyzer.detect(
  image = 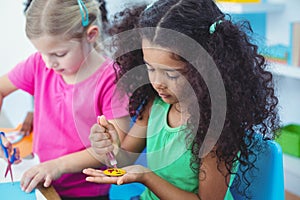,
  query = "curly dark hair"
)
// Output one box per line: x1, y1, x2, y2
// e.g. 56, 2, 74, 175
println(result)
109, 0, 280, 197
